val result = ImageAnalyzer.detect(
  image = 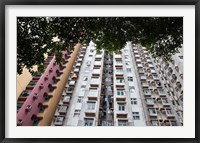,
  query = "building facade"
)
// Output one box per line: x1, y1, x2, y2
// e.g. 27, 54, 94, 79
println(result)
17, 42, 183, 126
17, 44, 81, 126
